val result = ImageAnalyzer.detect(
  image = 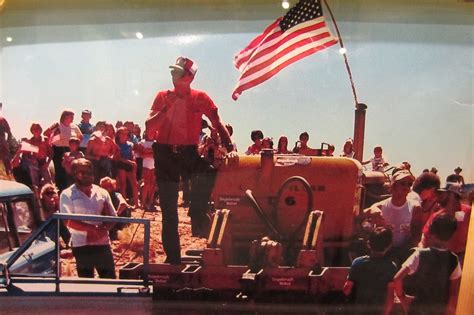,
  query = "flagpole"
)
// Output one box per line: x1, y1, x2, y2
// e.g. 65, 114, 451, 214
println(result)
323, 0, 358, 107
